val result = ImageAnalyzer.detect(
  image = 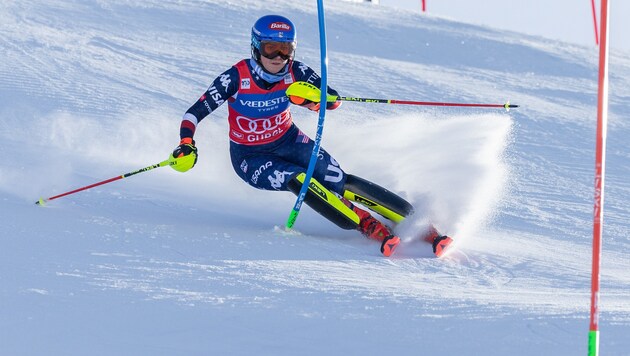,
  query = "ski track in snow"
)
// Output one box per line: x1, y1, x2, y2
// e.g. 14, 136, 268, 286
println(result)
1, 1, 630, 355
